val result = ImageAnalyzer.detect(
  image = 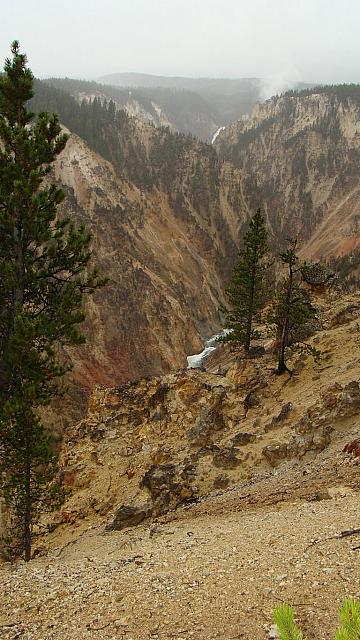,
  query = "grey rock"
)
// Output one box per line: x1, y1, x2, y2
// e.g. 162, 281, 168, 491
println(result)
213, 447, 242, 469
231, 432, 256, 446
105, 505, 150, 531
262, 443, 288, 467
